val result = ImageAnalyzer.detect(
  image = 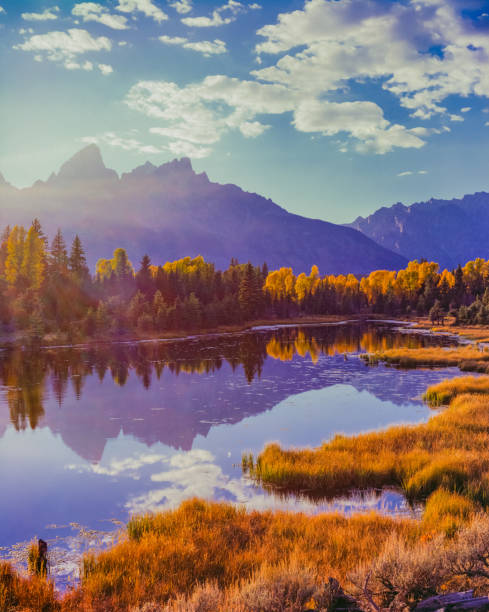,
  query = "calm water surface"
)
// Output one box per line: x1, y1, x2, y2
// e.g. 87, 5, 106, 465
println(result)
0, 322, 462, 584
